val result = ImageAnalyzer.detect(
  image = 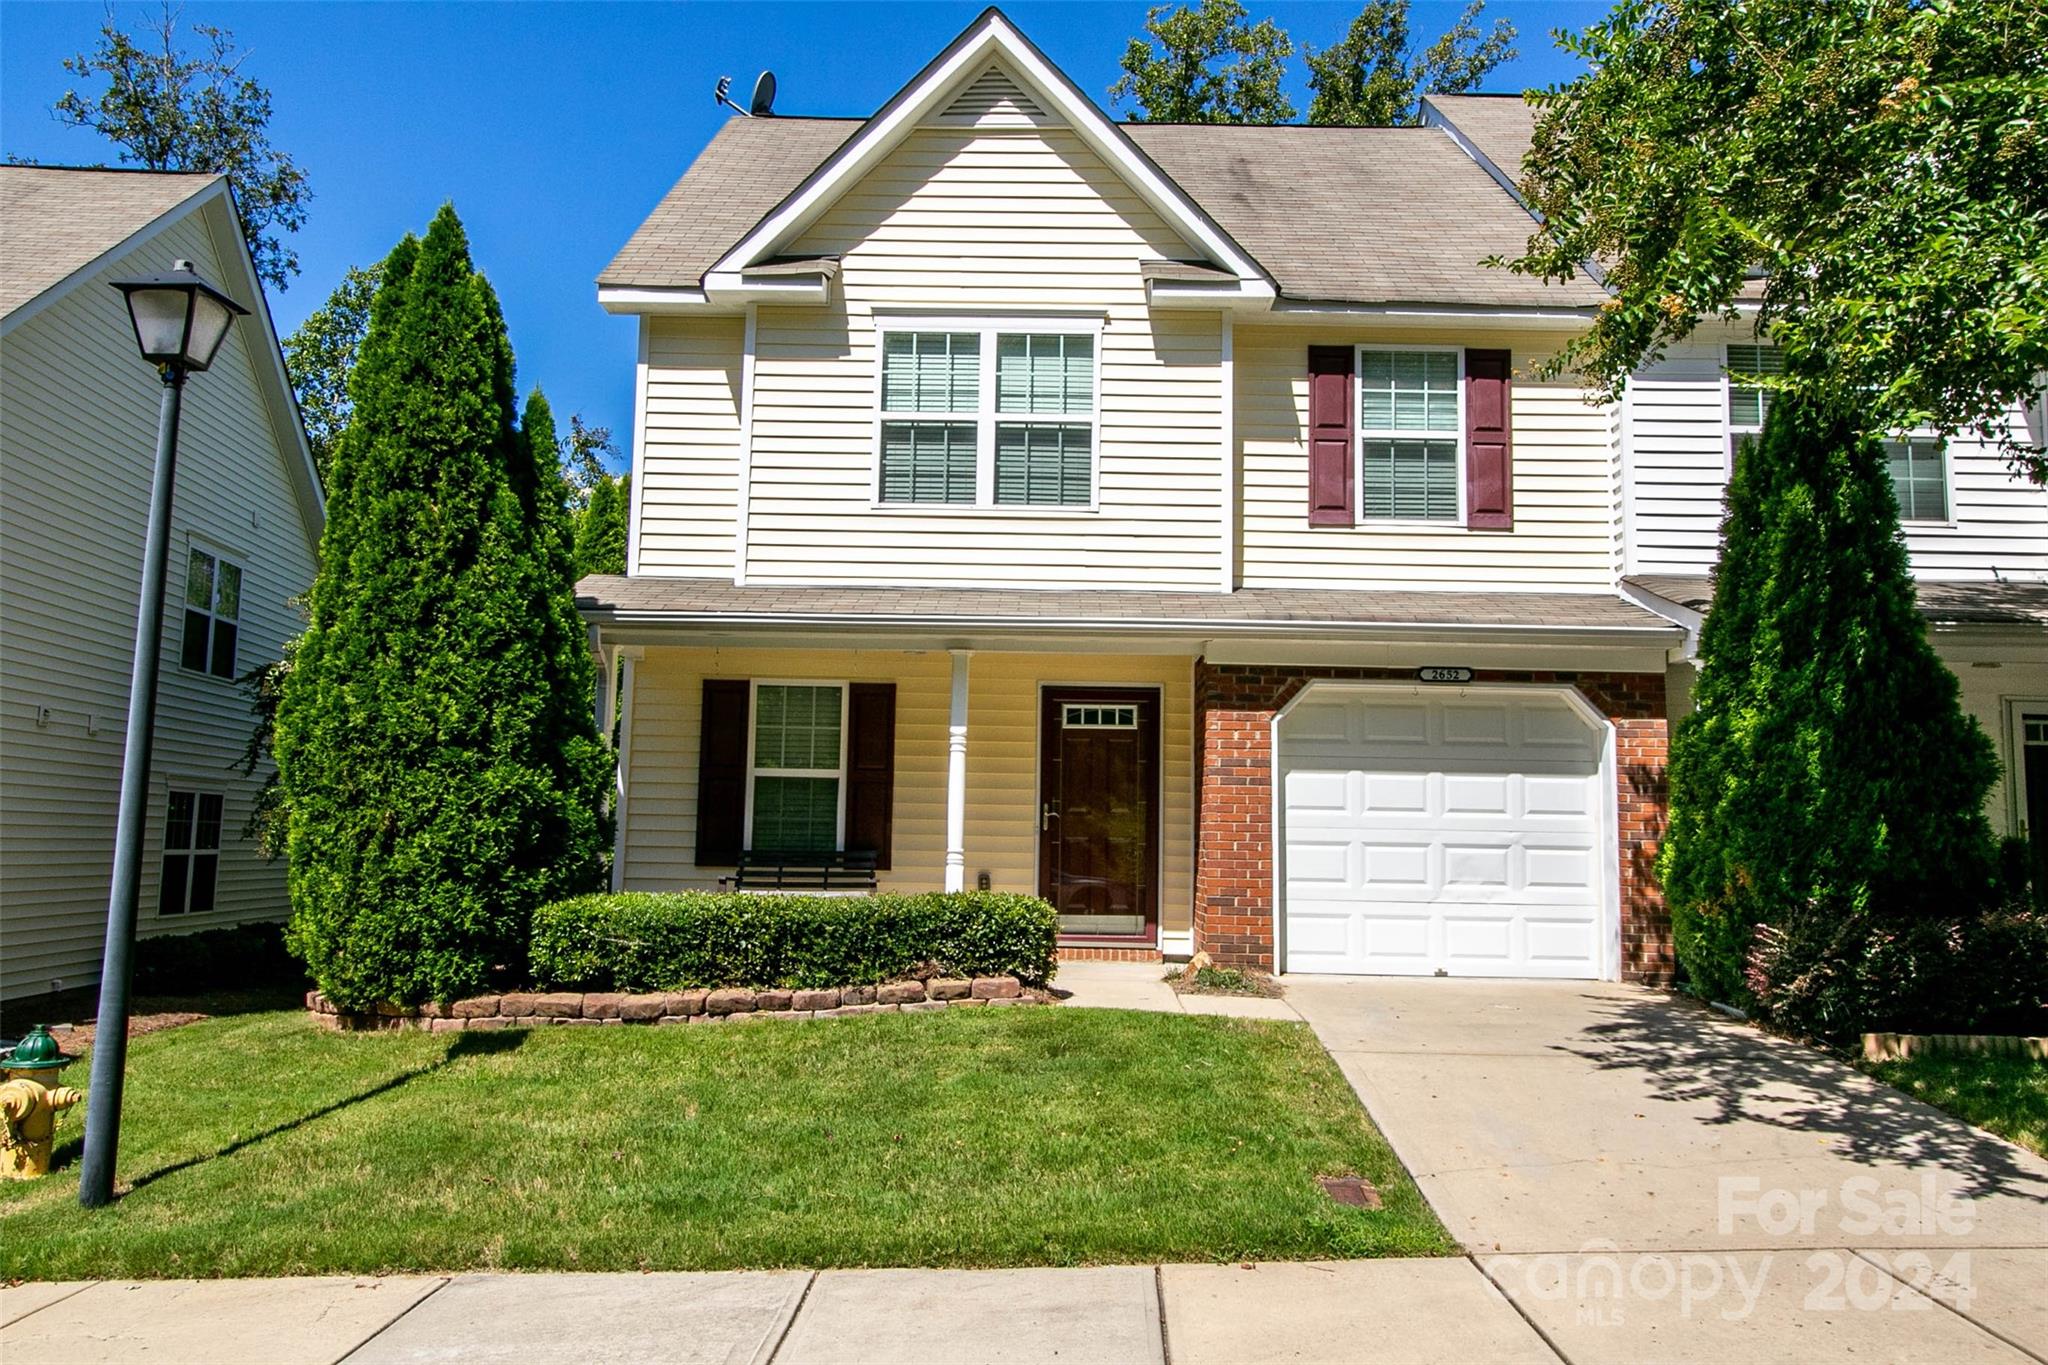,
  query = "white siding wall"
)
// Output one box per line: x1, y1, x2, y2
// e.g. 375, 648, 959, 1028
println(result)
720, 124, 1225, 590
619, 646, 1196, 934
636, 315, 744, 577
0, 211, 318, 999
1626, 320, 2048, 579
1236, 323, 1621, 591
